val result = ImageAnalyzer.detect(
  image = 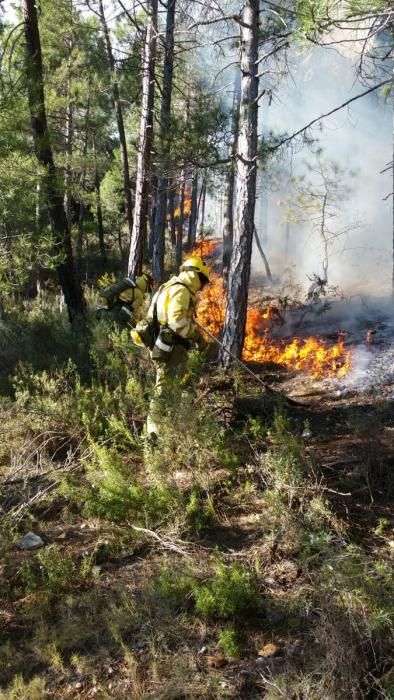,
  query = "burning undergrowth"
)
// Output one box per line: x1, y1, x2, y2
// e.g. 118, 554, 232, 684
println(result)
194, 240, 353, 380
